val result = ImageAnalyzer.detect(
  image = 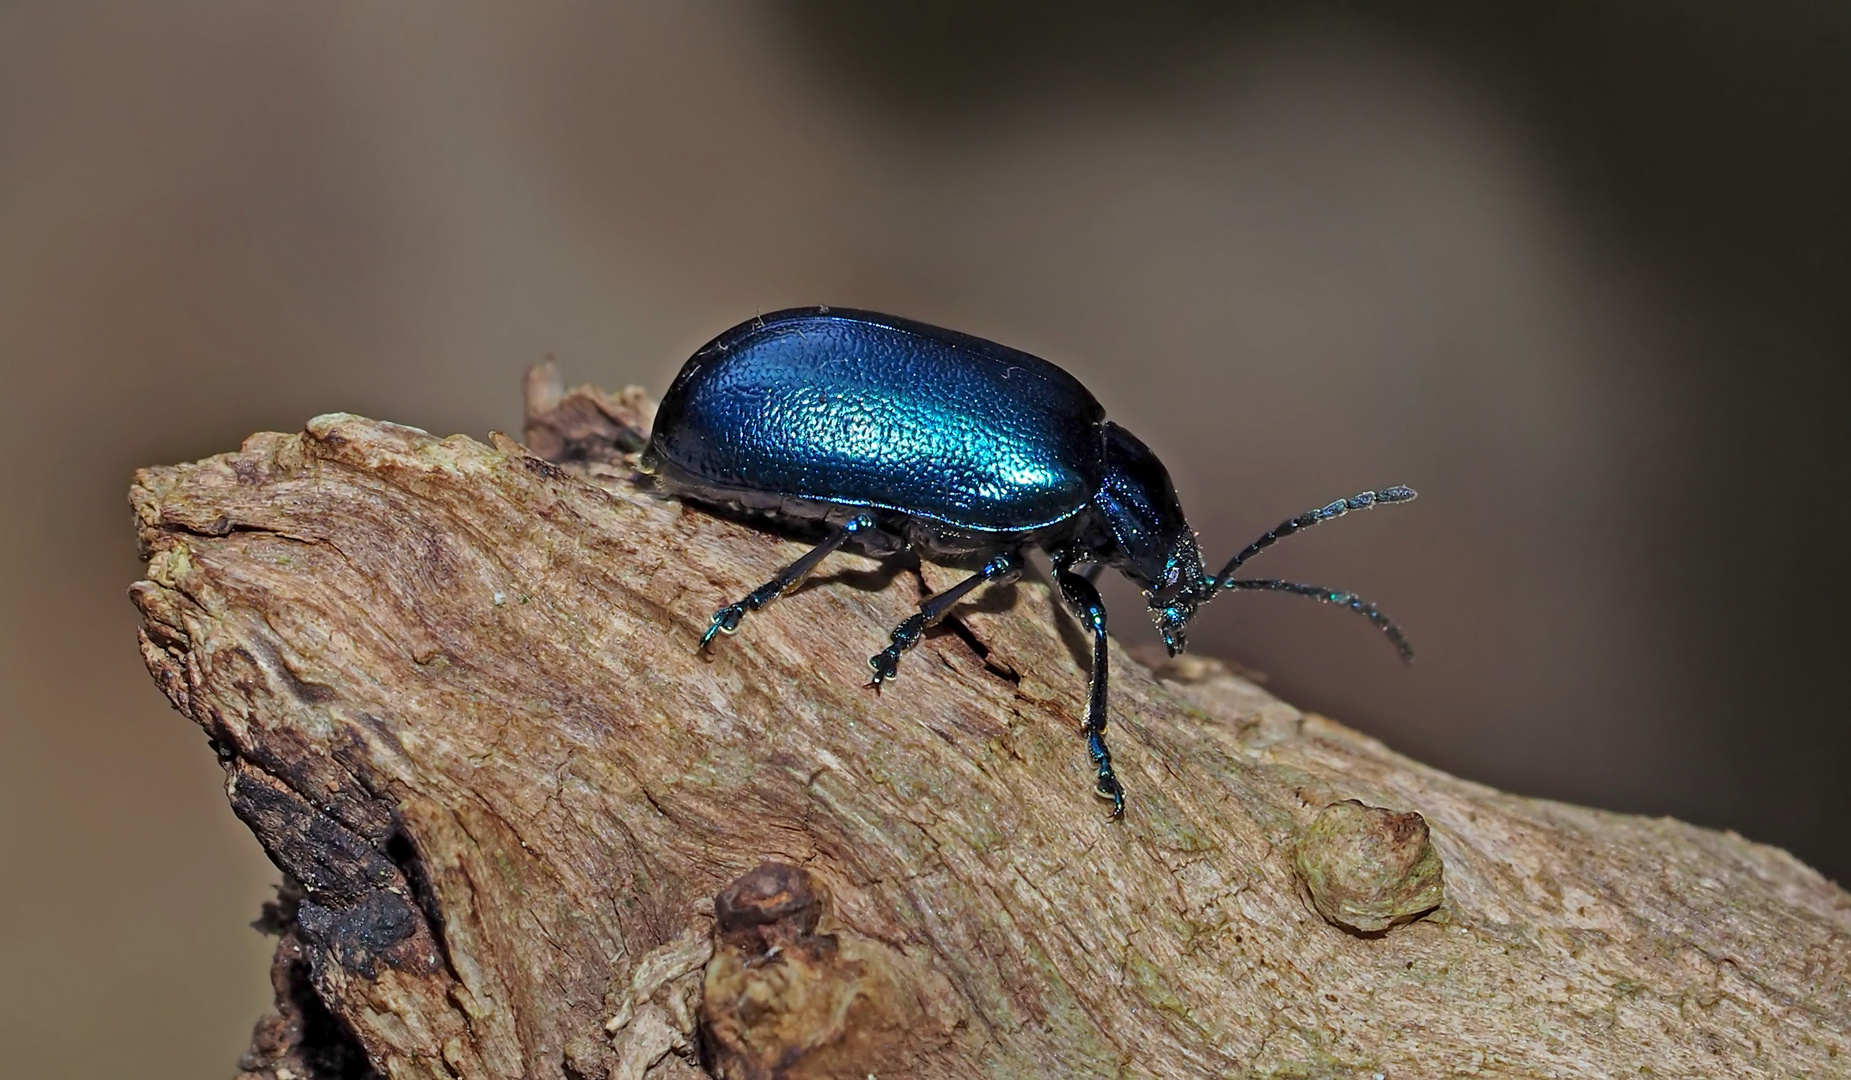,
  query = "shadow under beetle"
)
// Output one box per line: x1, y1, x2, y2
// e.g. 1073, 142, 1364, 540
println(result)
640, 307, 1415, 818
